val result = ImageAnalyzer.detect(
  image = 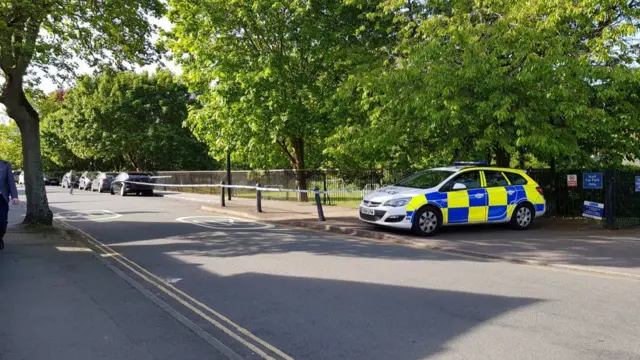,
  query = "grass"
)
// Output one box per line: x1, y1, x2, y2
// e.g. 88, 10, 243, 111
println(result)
168, 185, 365, 208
